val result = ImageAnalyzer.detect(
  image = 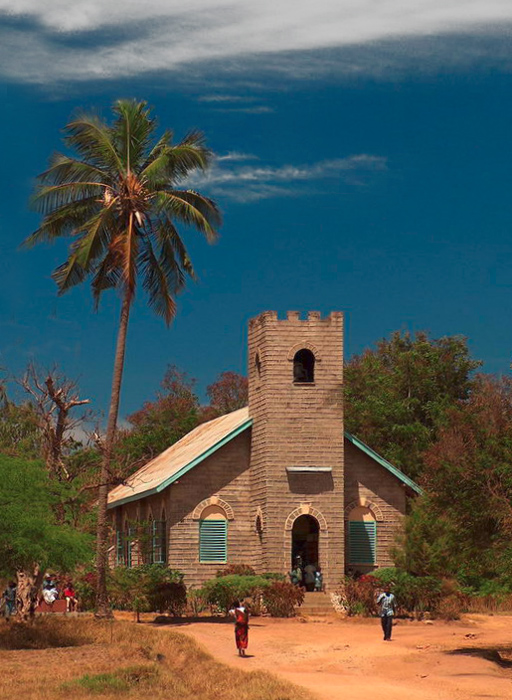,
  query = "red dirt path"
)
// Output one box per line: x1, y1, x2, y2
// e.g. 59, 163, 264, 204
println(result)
167, 614, 512, 700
